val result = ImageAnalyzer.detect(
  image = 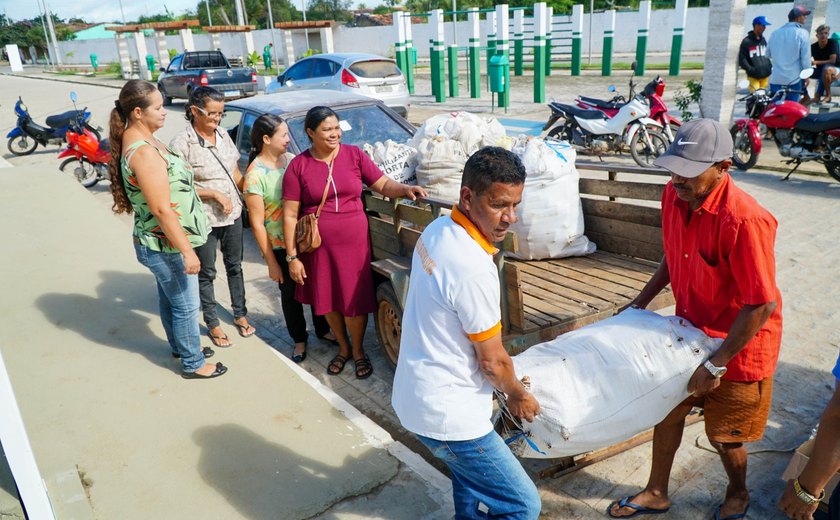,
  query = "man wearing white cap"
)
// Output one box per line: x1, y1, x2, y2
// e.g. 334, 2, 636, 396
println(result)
607, 119, 783, 520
